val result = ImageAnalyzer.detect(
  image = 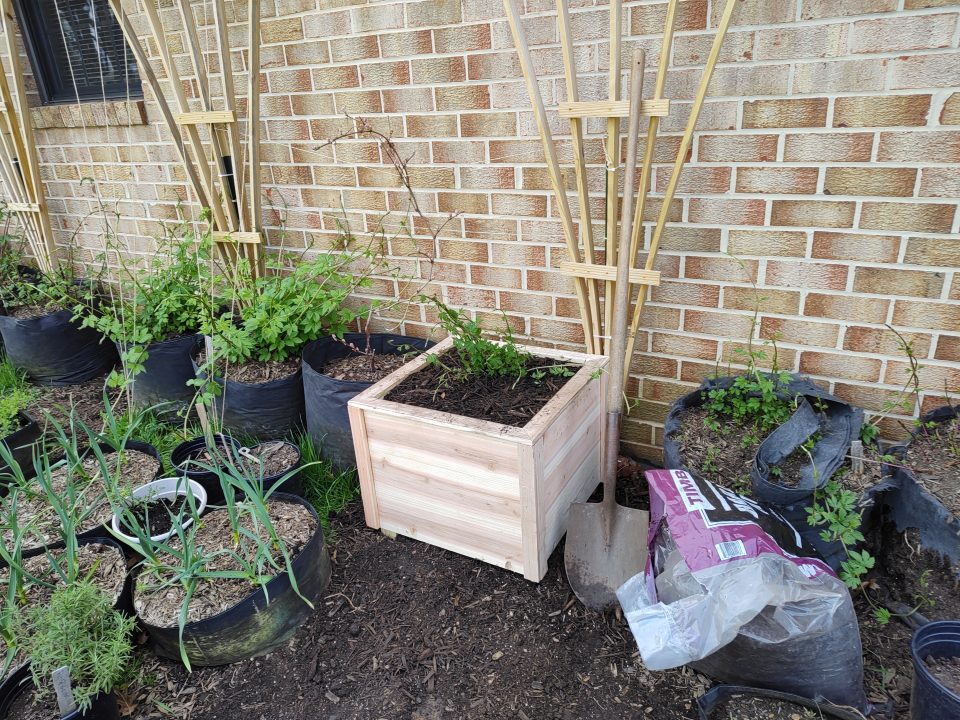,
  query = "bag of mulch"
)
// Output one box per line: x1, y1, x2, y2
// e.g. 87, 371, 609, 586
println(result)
617, 469, 868, 710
